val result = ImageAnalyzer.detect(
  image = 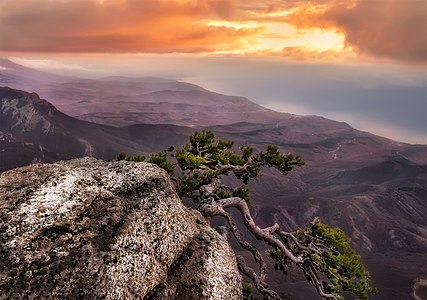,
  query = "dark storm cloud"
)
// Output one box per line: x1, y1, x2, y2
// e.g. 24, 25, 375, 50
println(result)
328, 0, 427, 62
